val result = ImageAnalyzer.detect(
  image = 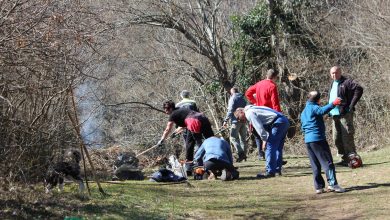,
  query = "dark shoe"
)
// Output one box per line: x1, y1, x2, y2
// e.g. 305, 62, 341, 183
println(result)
236, 152, 247, 163
282, 160, 287, 165
258, 151, 265, 160
335, 160, 348, 167
256, 172, 275, 179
